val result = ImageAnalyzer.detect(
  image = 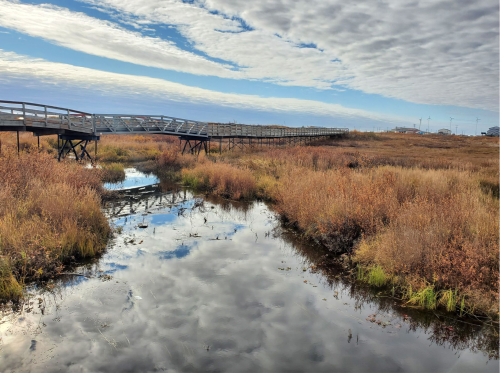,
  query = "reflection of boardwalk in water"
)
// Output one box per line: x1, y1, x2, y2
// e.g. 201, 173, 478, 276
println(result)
105, 185, 190, 217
